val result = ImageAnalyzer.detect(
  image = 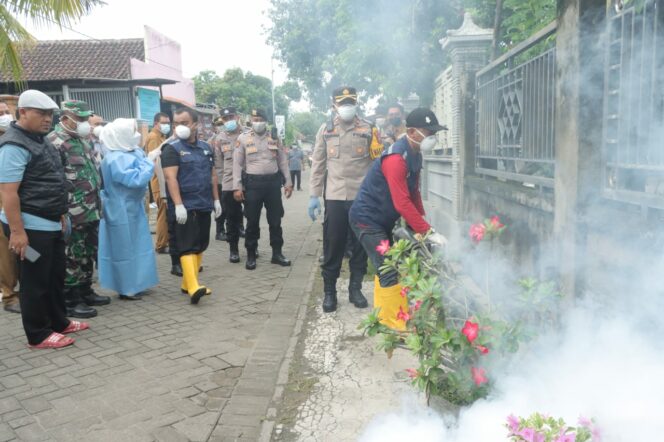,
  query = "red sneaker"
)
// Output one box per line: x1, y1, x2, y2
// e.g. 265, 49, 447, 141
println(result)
29, 332, 75, 349
62, 321, 90, 334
